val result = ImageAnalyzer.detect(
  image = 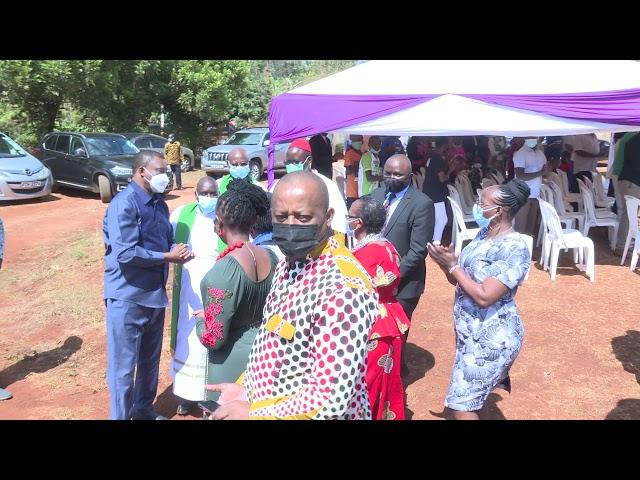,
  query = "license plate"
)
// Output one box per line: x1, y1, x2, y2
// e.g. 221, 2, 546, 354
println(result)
211, 162, 227, 168
21, 181, 43, 188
